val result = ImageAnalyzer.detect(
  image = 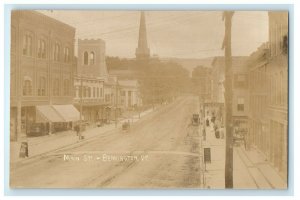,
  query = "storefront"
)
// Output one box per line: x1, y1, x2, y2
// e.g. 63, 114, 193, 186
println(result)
35, 104, 80, 135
